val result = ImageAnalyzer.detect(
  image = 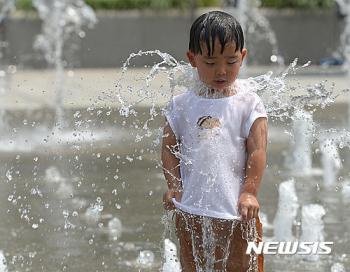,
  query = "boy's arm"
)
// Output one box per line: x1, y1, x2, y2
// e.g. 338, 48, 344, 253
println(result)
238, 117, 268, 221
162, 118, 183, 210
